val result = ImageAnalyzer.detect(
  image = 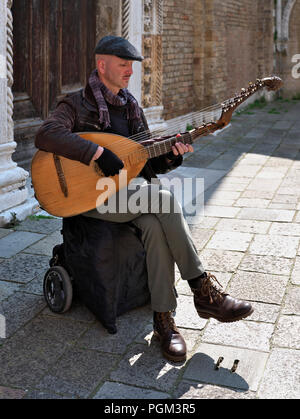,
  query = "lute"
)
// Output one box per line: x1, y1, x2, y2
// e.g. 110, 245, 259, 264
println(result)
31, 76, 283, 217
